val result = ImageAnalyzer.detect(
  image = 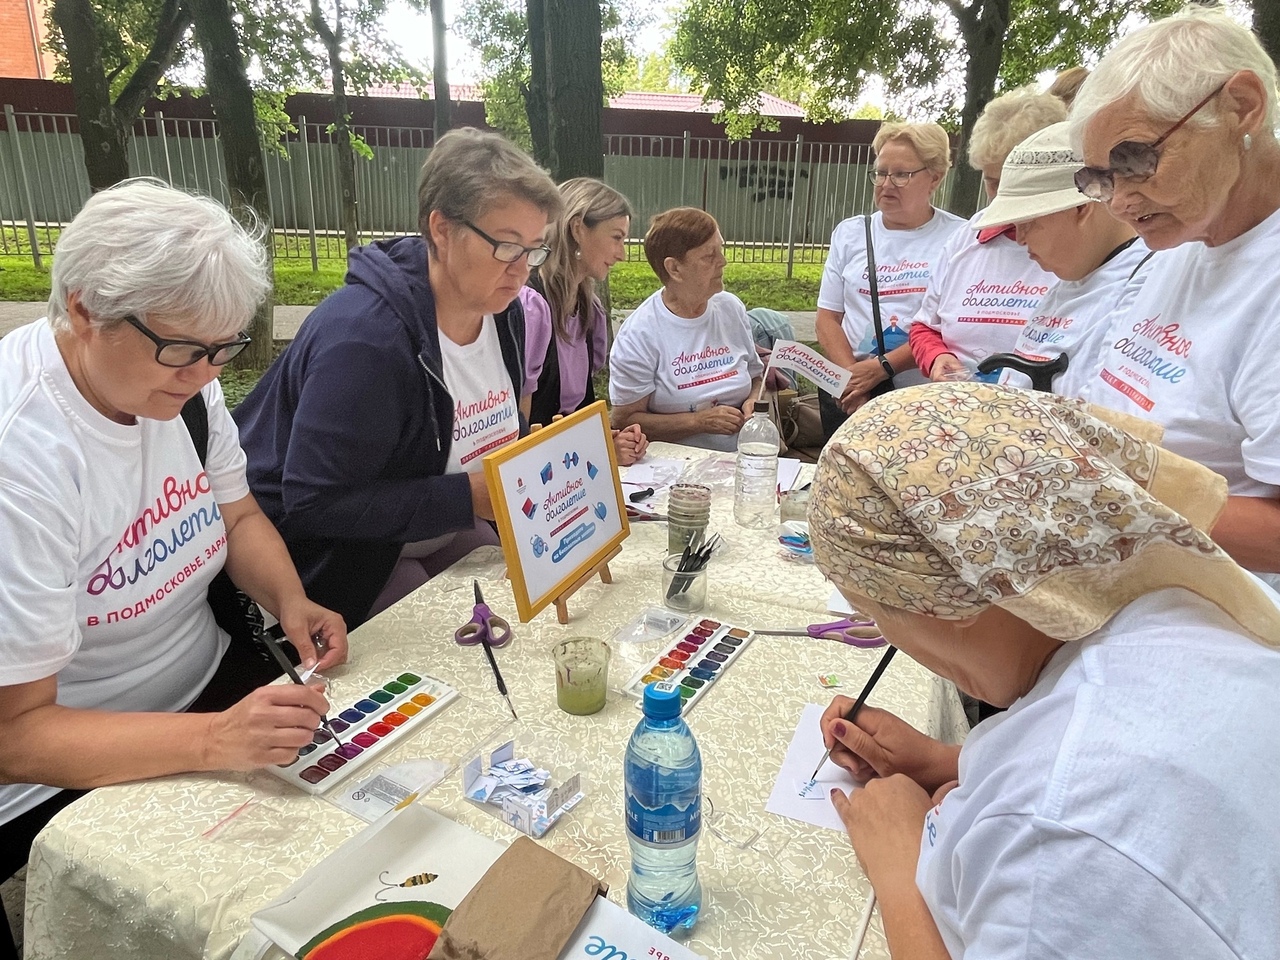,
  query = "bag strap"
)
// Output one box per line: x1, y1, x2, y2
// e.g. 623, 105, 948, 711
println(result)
1128, 250, 1156, 283
864, 215, 894, 382
180, 392, 210, 467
